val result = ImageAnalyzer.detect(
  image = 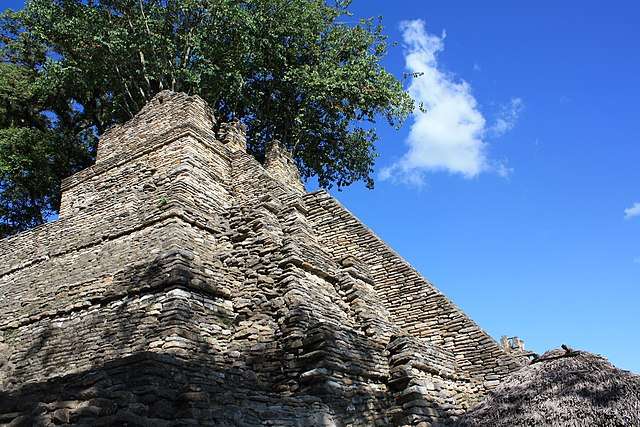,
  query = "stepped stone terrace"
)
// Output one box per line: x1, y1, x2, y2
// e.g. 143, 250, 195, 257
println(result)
0, 91, 526, 426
